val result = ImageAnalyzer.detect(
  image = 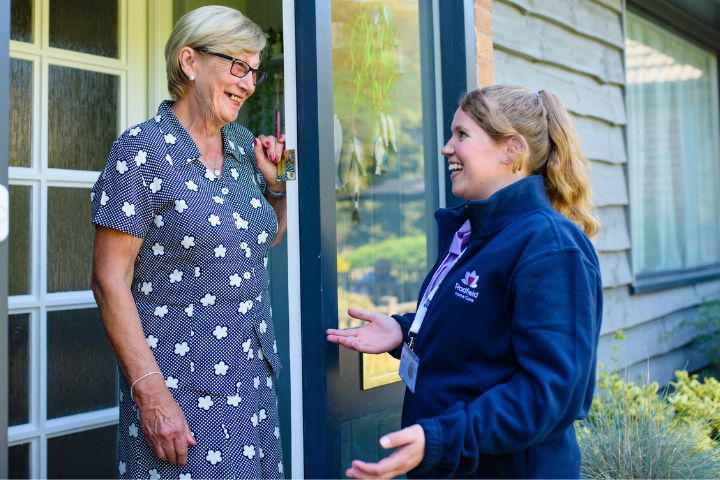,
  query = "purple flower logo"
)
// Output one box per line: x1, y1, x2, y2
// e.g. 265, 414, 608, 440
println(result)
461, 270, 478, 289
